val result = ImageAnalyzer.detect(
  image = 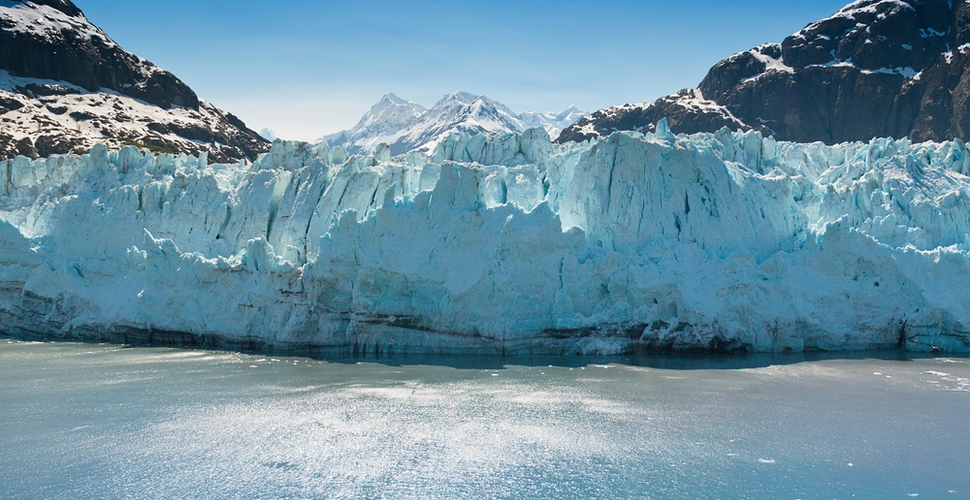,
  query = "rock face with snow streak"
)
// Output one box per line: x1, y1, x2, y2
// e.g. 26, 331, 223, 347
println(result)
2, 125, 970, 355
559, 0, 970, 145
0, 0, 269, 162
322, 92, 584, 156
